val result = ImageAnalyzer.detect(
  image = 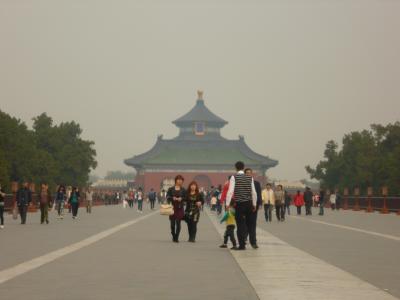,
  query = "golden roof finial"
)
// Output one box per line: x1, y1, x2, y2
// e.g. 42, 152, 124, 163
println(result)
197, 90, 204, 100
